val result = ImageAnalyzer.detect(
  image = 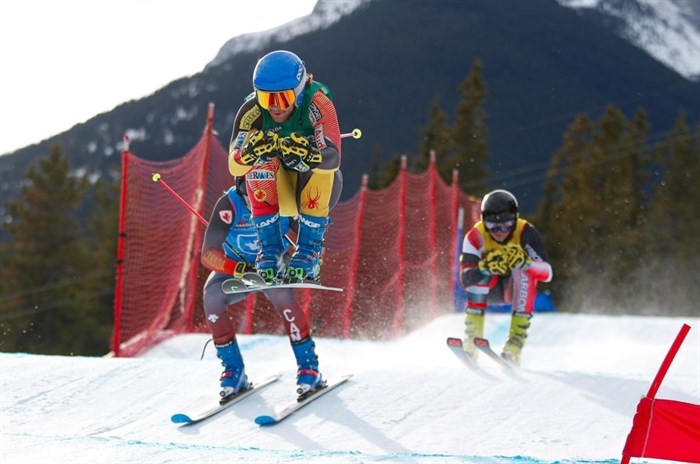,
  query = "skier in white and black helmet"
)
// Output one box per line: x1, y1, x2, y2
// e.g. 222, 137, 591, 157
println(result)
458, 189, 553, 366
